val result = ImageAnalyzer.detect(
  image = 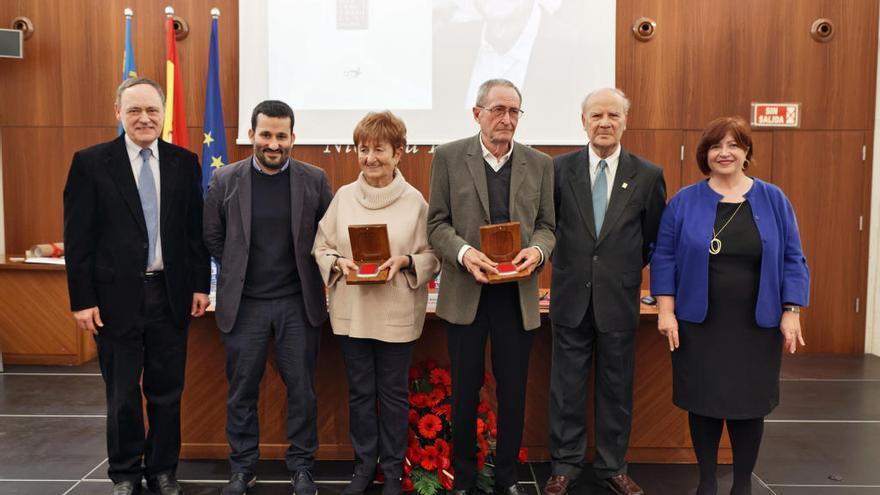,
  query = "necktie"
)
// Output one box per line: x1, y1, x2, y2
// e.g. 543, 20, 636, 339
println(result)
592, 159, 608, 233
137, 148, 158, 269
